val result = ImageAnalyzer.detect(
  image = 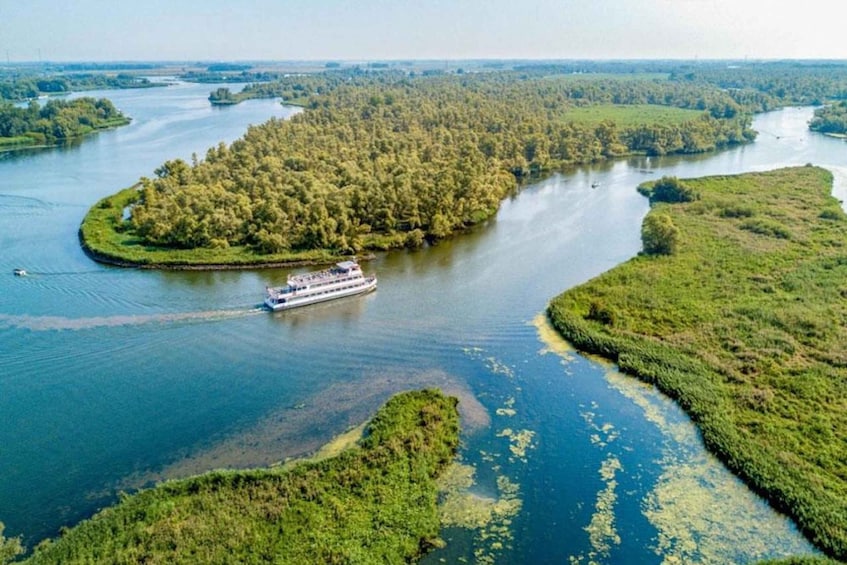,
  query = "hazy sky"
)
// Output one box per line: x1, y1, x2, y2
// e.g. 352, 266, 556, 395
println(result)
1, 0, 845, 62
